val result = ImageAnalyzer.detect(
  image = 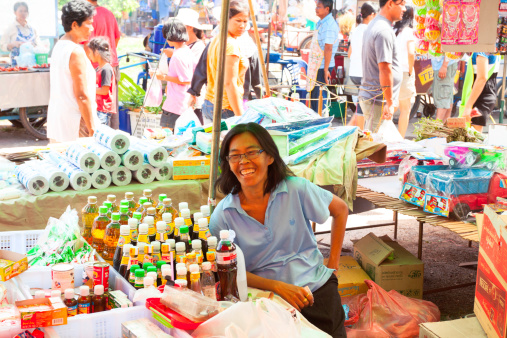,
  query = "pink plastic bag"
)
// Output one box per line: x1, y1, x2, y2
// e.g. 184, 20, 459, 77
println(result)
342, 280, 440, 338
